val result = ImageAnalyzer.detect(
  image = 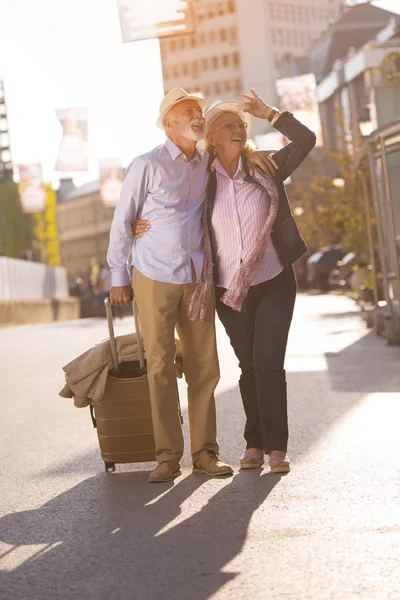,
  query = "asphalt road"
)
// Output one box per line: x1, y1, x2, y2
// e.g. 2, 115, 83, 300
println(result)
0, 293, 399, 600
